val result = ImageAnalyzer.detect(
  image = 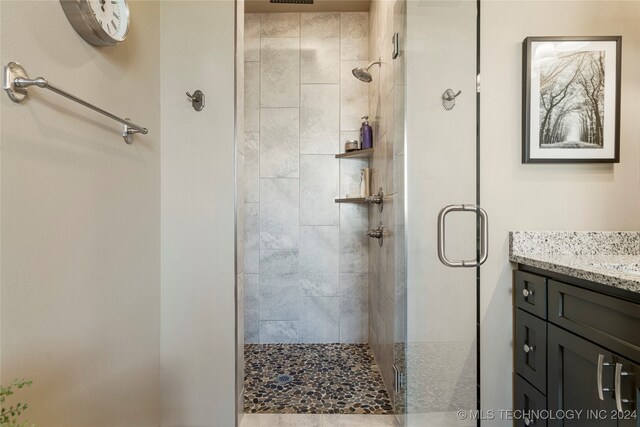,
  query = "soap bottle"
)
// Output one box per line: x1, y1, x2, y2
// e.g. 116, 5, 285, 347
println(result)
360, 116, 373, 149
